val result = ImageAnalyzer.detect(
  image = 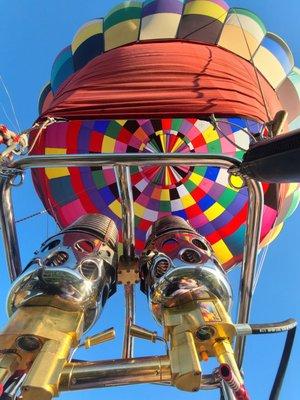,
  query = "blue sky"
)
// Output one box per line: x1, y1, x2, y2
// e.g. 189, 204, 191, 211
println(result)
0, 1, 299, 399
